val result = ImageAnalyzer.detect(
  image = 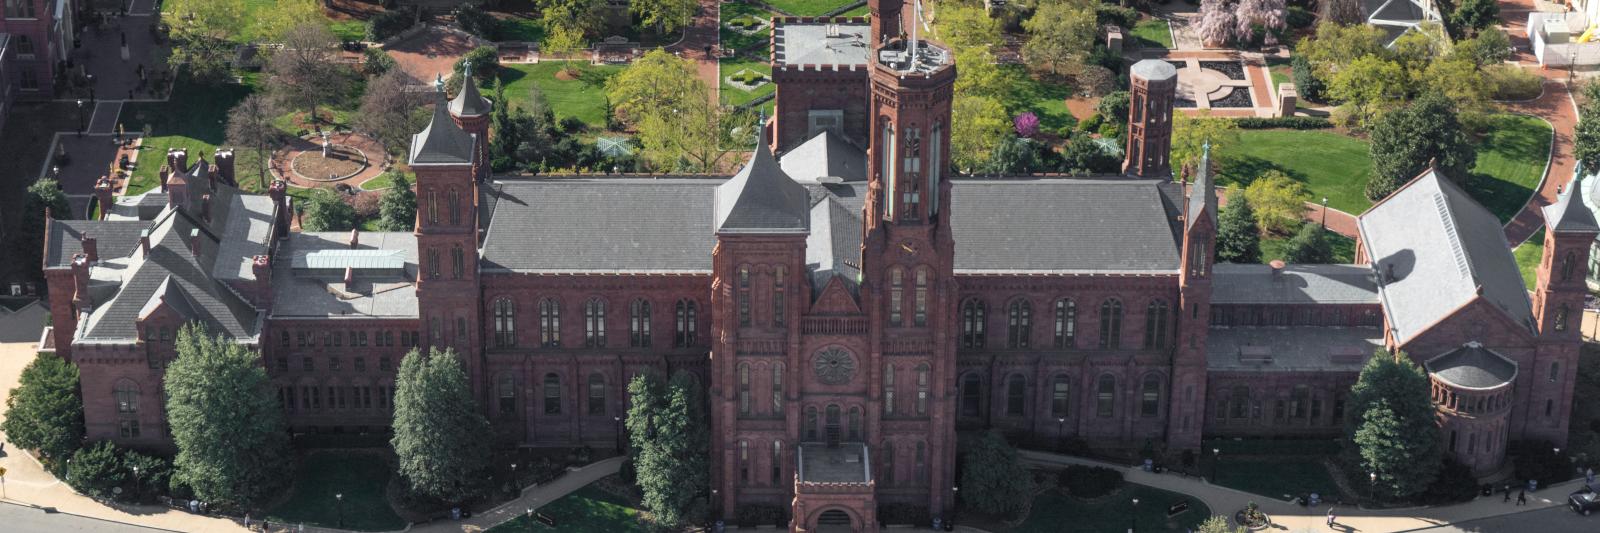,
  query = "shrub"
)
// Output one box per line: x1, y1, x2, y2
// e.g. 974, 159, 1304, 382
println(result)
1487, 64, 1543, 101
1416, 457, 1479, 505
1058, 464, 1124, 498
1014, 111, 1040, 138
1291, 54, 1325, 103
347, 191, 381, 219
558, 116, 587, 134
66, 441, 128, 500
362, 47, 397, 77
879, 503, 931, 526
366, 10, 413, 42
1095, 5, 1139, 28
1231, 116, 1332, 129
454, 2, 498, 40
1079, 113, 1105, 132
734, 504, 787, 528
1097, 91, 1130, 123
